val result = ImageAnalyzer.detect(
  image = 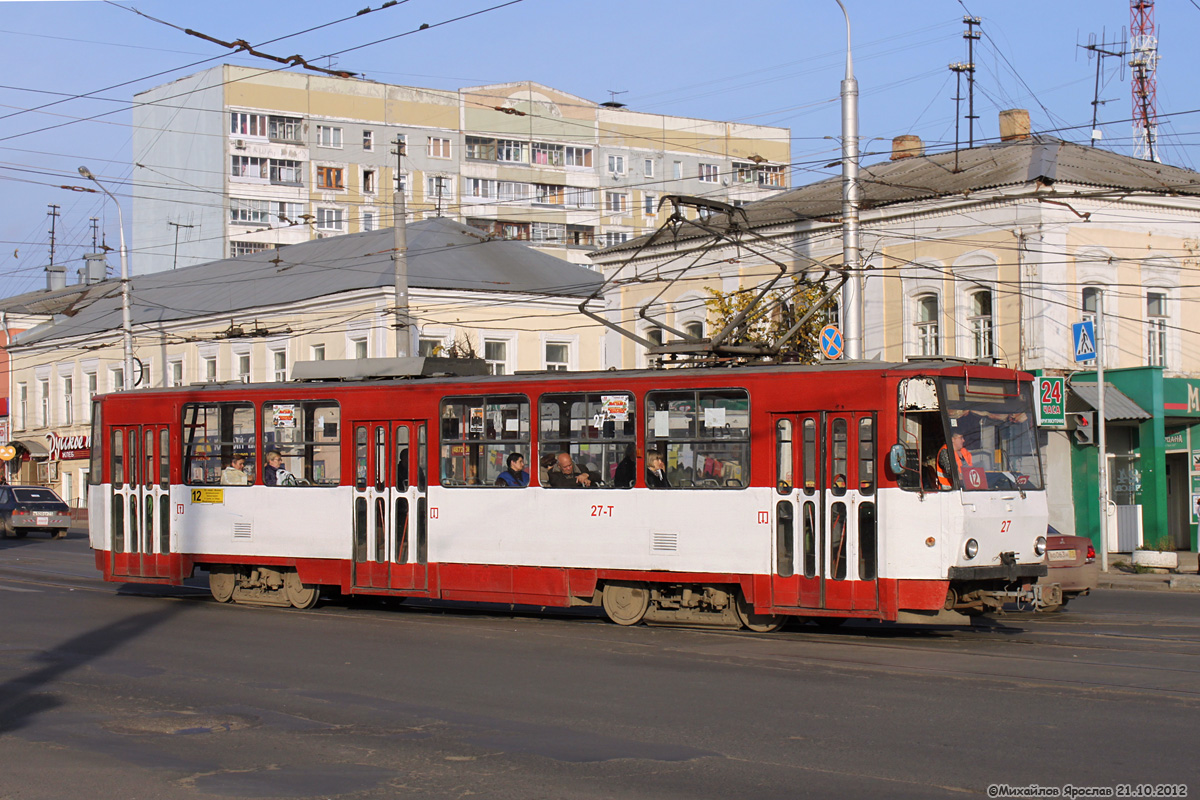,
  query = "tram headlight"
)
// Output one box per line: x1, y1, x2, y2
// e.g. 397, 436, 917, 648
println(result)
964, 538, 979, 560
1034, 536, 1047, 557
